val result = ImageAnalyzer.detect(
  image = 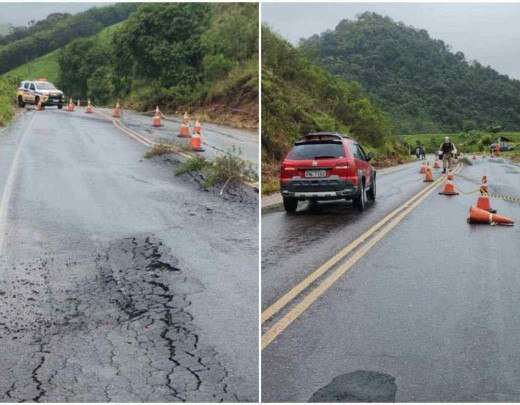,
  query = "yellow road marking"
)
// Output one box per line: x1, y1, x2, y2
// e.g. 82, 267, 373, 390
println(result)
261, 165, 461, 349
262, 170, 447, 324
